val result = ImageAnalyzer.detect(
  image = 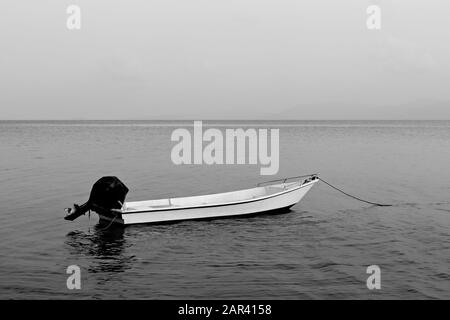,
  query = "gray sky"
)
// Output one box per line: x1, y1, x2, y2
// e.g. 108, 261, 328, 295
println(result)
0, 0, 449, 119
